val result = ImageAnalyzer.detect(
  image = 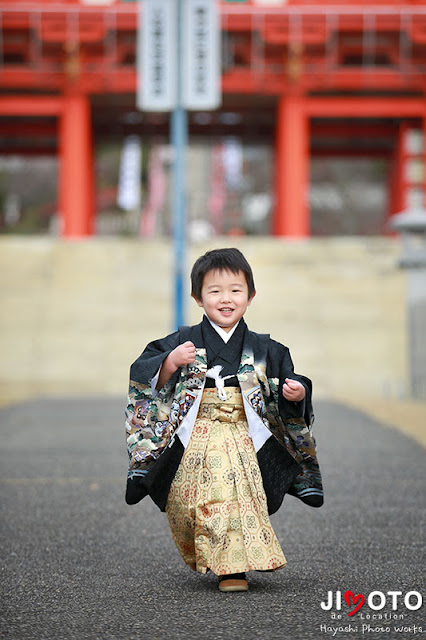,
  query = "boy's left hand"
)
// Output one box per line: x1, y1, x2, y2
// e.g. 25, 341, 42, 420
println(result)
282, 378, 306, 402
